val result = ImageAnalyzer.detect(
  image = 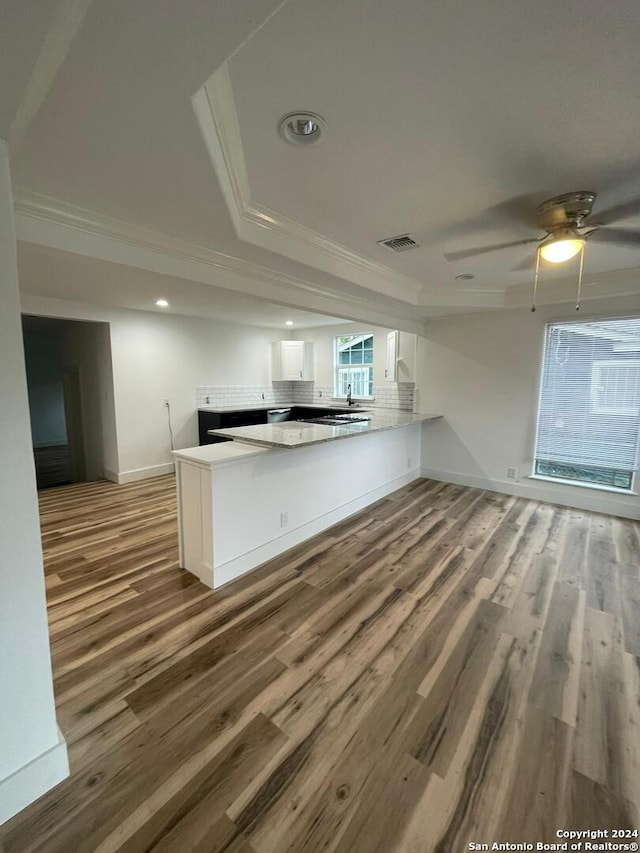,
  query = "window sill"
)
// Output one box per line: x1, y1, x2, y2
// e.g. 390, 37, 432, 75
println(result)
528, 474, 636, 496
